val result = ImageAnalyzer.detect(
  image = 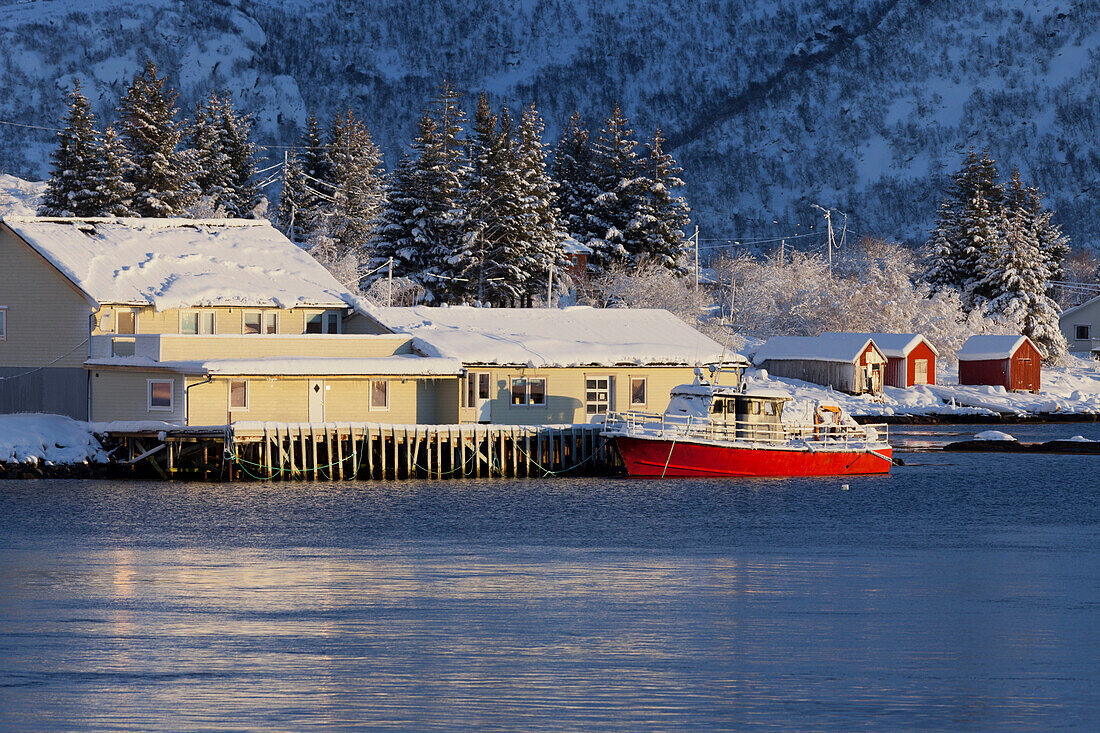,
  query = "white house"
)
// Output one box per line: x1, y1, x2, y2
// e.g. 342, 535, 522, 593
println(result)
1059, 295, 1100, 356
